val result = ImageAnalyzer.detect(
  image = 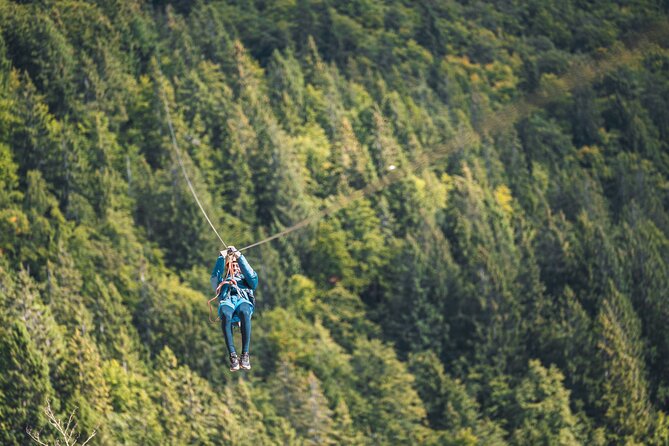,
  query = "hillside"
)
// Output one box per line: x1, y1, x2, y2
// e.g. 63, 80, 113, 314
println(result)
1, 0, 669, 444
